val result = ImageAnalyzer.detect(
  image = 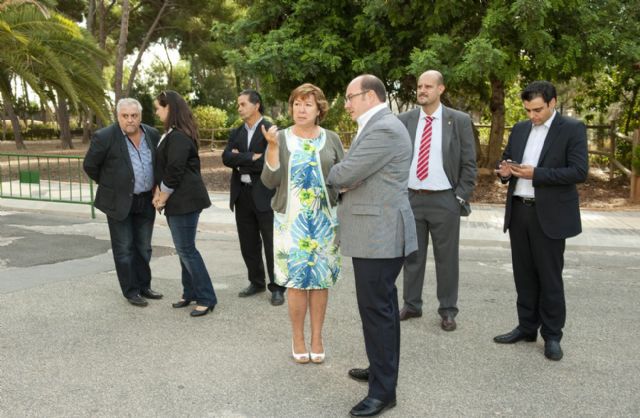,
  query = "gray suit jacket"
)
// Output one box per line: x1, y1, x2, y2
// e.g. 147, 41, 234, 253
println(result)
398, 106, 477, 216
327, 107, 418, 259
